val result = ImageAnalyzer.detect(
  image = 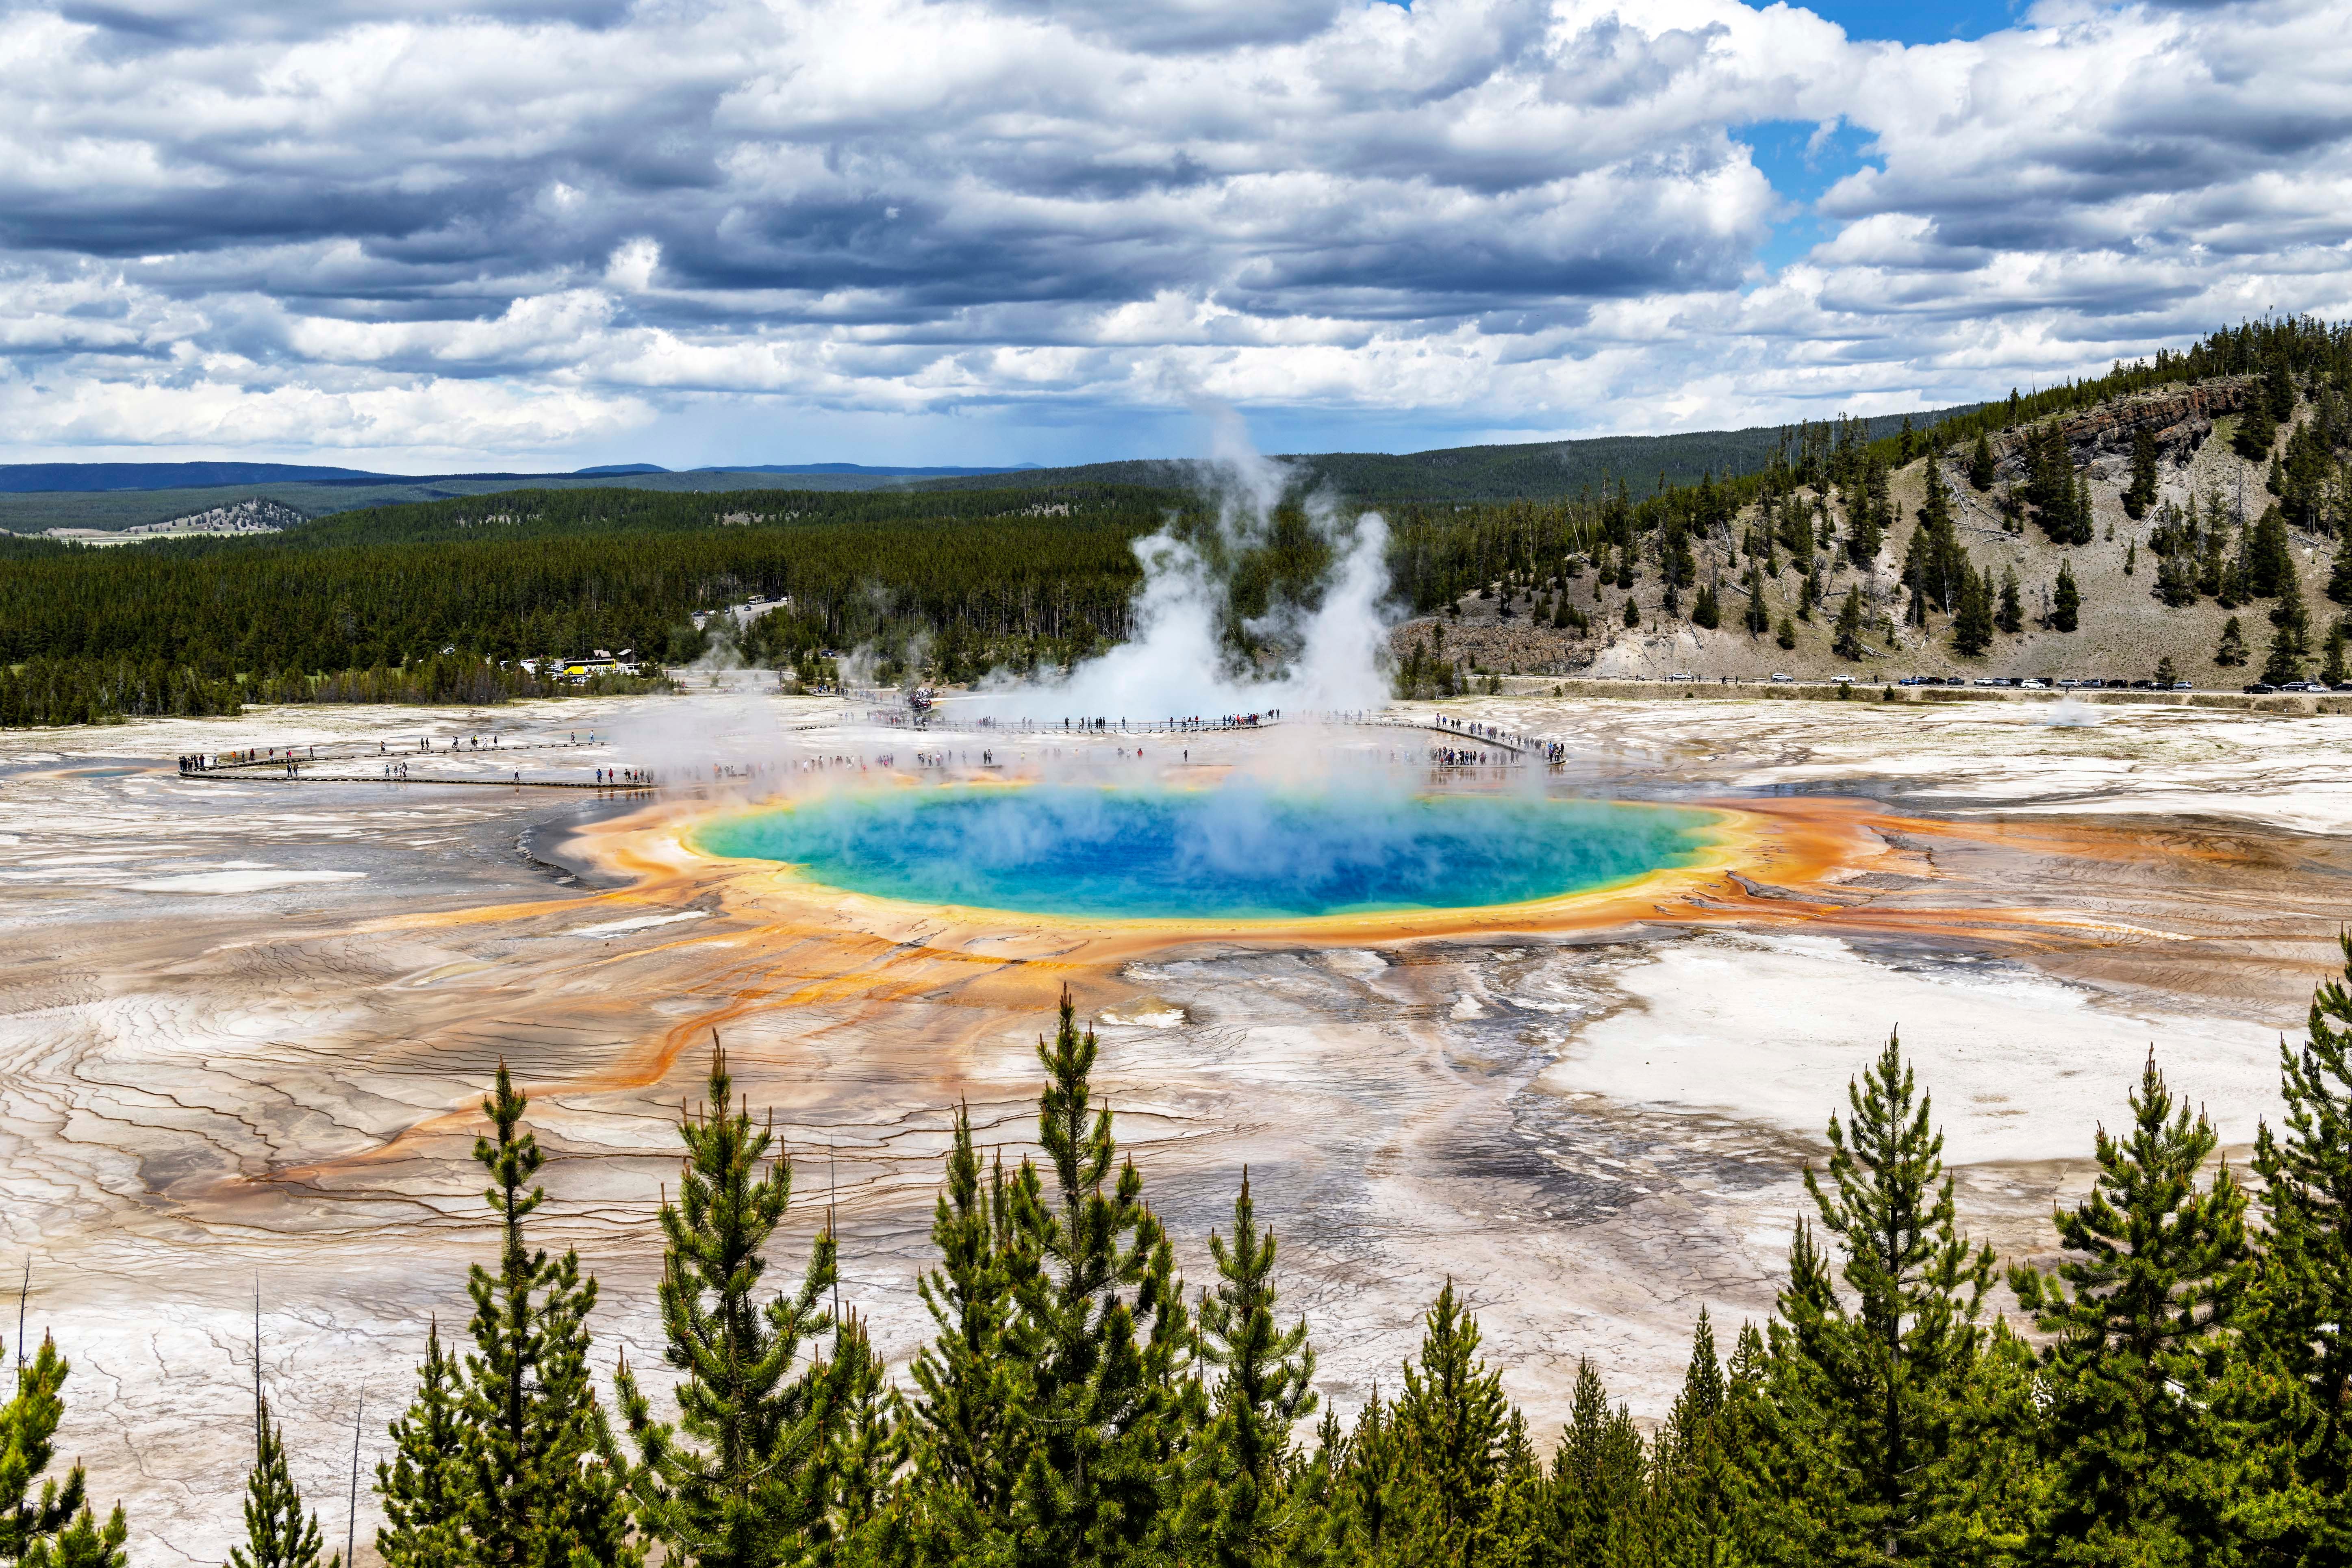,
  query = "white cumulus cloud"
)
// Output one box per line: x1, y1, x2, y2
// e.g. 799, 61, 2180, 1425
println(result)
0, 0, 2342, 467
